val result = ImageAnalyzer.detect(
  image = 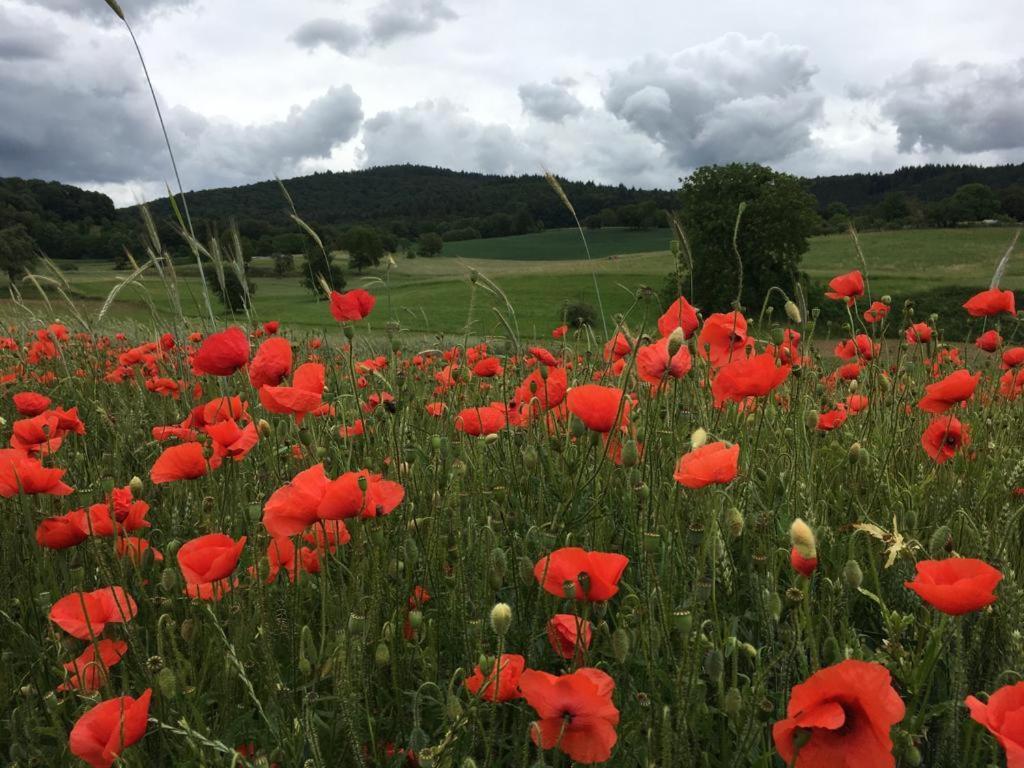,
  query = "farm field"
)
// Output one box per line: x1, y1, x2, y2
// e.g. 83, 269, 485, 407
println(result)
1, 227, 1021, 339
